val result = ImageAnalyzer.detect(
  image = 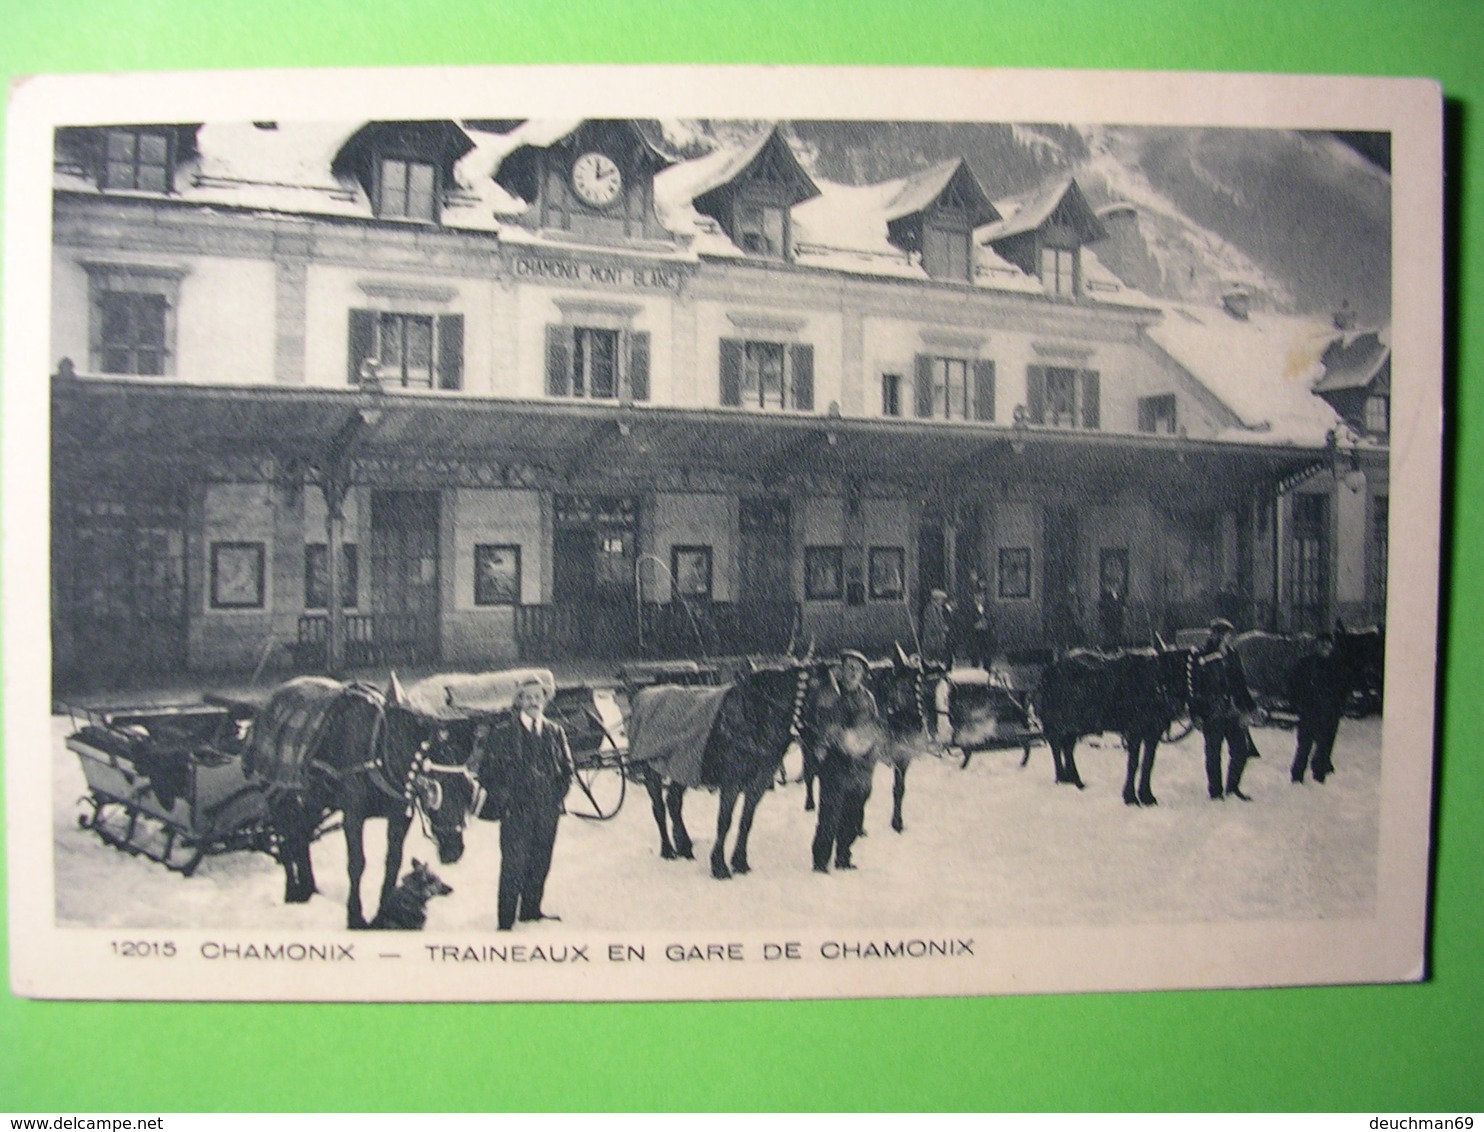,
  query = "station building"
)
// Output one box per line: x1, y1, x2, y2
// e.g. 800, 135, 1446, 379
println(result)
46, 118, 1390, 686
